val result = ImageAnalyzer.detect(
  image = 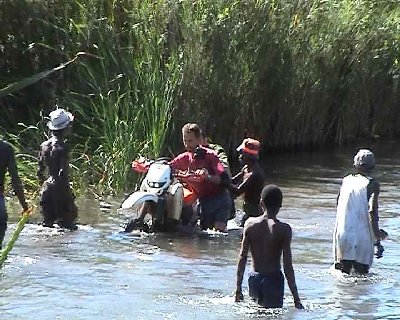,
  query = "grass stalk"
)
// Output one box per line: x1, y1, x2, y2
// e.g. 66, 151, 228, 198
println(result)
0, 208, 33, 268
